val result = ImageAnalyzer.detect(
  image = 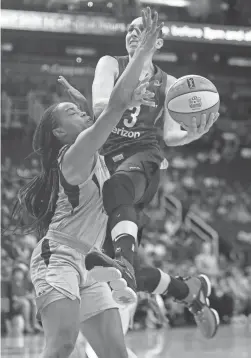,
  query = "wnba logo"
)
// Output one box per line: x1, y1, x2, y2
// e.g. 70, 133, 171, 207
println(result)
189, 96, 202, 109
187, 77, 195, 89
